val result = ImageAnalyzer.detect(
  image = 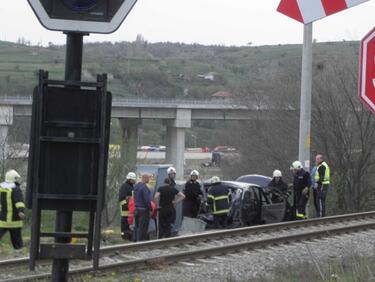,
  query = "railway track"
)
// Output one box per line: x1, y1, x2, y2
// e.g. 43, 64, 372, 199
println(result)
1, 211, 375, 282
